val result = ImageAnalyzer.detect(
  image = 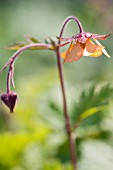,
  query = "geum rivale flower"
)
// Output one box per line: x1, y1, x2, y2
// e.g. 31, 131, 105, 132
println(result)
58, 32, 110, 63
